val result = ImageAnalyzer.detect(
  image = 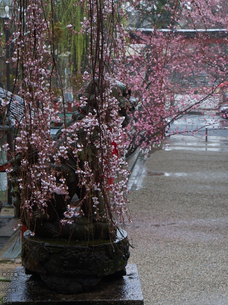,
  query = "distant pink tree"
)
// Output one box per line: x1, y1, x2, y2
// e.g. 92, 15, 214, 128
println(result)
124, 0, 228, 149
